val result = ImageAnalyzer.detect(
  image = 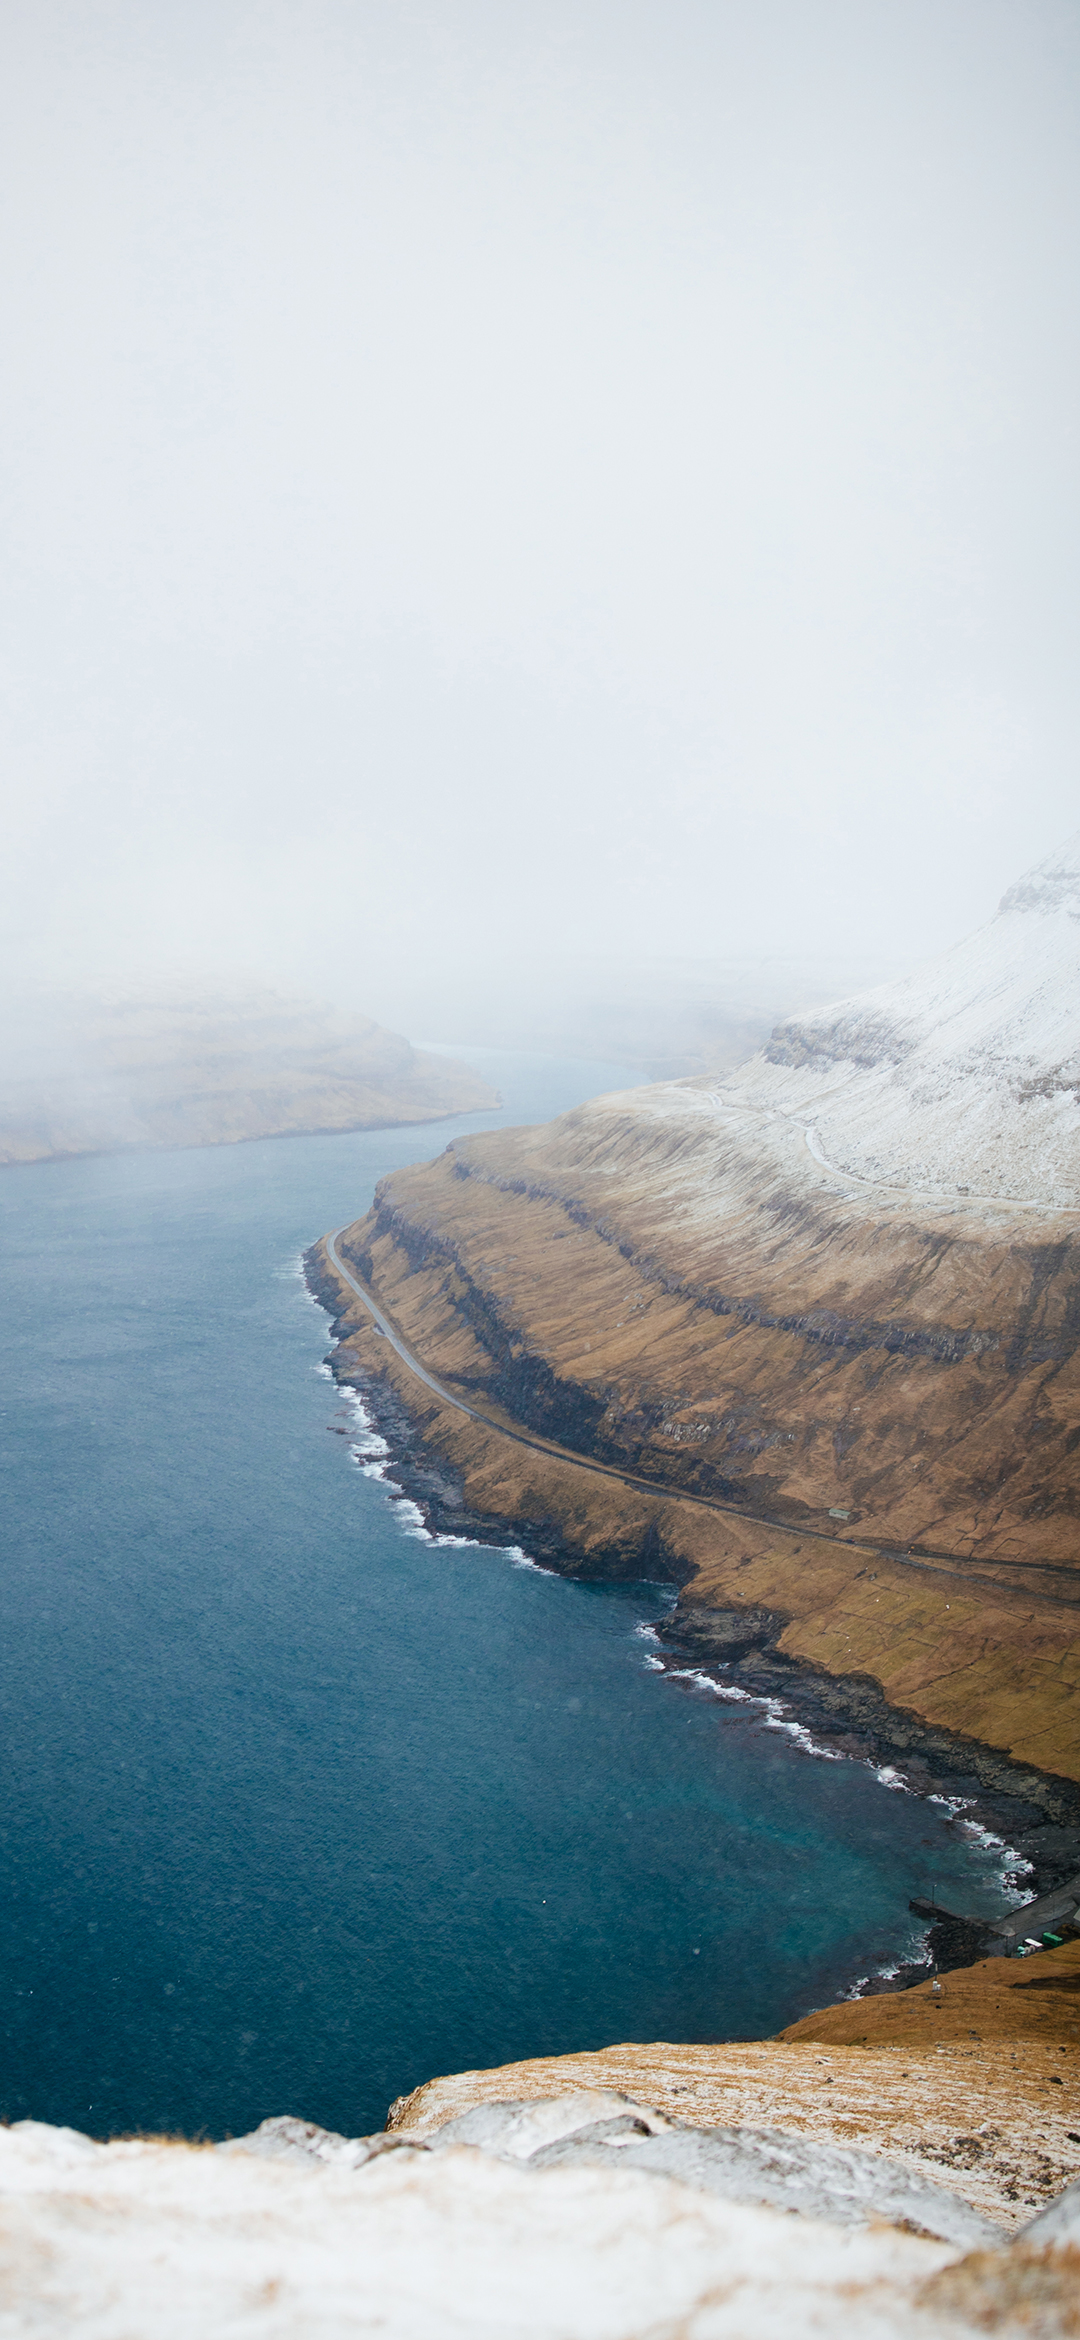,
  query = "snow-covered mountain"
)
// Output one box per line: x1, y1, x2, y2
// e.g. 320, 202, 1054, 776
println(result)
727, 831, 1080, 1208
